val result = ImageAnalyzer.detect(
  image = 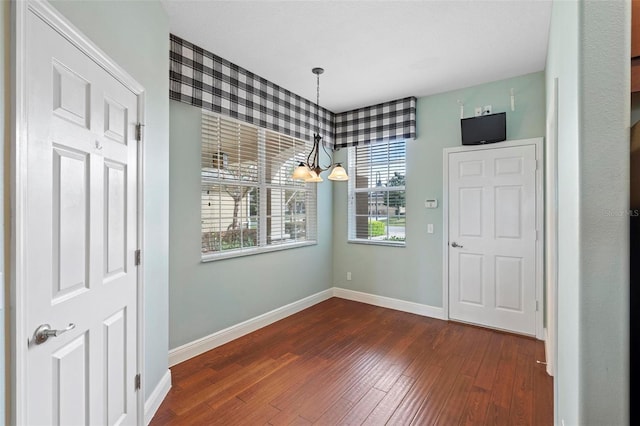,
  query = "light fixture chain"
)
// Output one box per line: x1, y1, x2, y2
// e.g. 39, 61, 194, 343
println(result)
290, 67, 347, 182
